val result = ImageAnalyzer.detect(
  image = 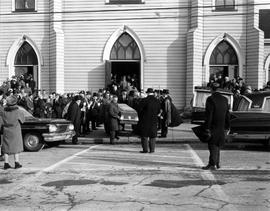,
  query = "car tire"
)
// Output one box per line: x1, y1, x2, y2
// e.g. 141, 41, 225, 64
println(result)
46, 141, 61, 147
23, 133, 44, 152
